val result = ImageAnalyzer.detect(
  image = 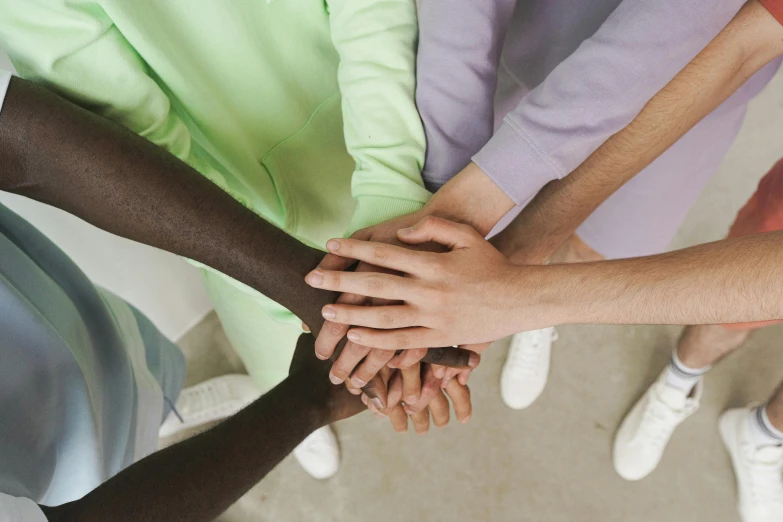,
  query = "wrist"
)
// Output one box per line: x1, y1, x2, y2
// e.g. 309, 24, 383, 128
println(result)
277, 374, 330, 431
506, 264, 579, 330
494, 232, 556, 266
422, 163, 515, 236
